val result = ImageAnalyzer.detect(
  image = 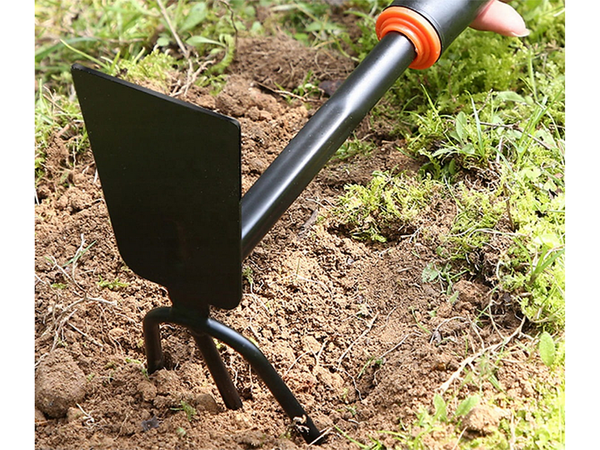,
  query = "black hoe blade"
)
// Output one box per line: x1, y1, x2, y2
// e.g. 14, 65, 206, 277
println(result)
72, 64, 242, 311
